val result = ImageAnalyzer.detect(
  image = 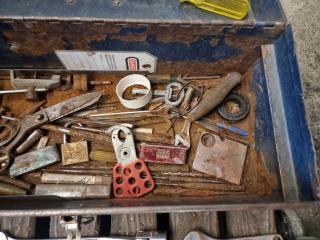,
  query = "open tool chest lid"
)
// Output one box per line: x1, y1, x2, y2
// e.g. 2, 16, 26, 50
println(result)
0, 0, 287, 70
0, 0, 286, 24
